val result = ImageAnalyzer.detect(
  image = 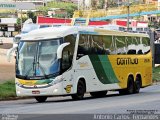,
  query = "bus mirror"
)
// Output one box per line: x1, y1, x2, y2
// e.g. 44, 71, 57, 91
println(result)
7, 44, 18, 62
57, 42, 70, 59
